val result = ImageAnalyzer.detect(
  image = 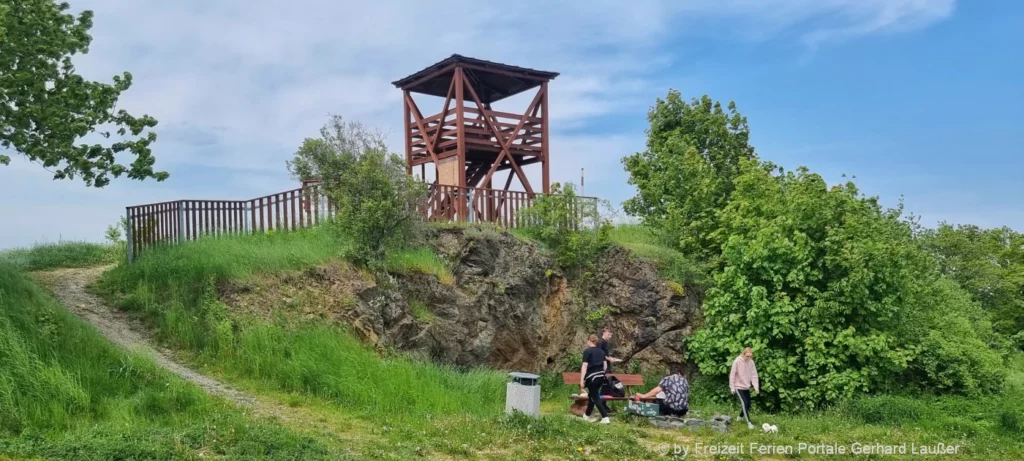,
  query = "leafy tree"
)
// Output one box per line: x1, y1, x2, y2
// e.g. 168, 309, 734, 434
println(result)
689, 162, 1005, 409
622, 91, 756, 261
0, 0, 163, 186
920, 224, 1024, 346
104, 216, 127, 244
519, 182, 612, 274
287, 115, 425, 269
